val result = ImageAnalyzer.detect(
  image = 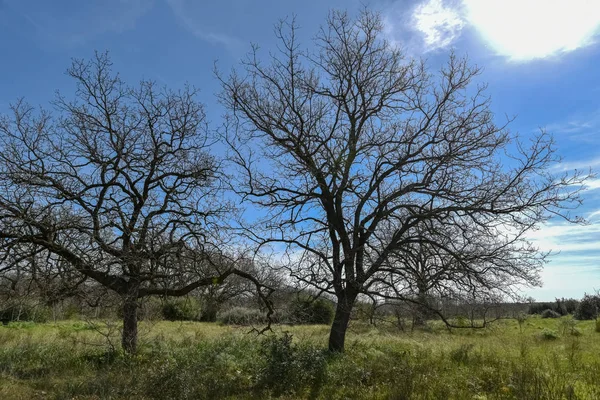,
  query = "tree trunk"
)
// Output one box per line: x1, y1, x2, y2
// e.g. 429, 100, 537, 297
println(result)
413, 283, 431, 328
328, 290, 357, 353
121, 287, 139, 354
